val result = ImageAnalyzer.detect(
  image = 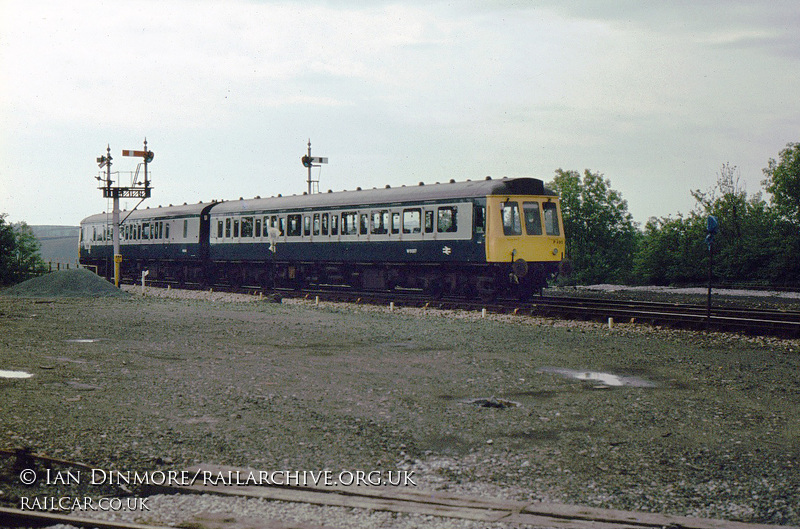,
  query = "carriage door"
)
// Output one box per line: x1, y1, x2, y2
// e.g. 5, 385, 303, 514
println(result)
423, 209, 435, 240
